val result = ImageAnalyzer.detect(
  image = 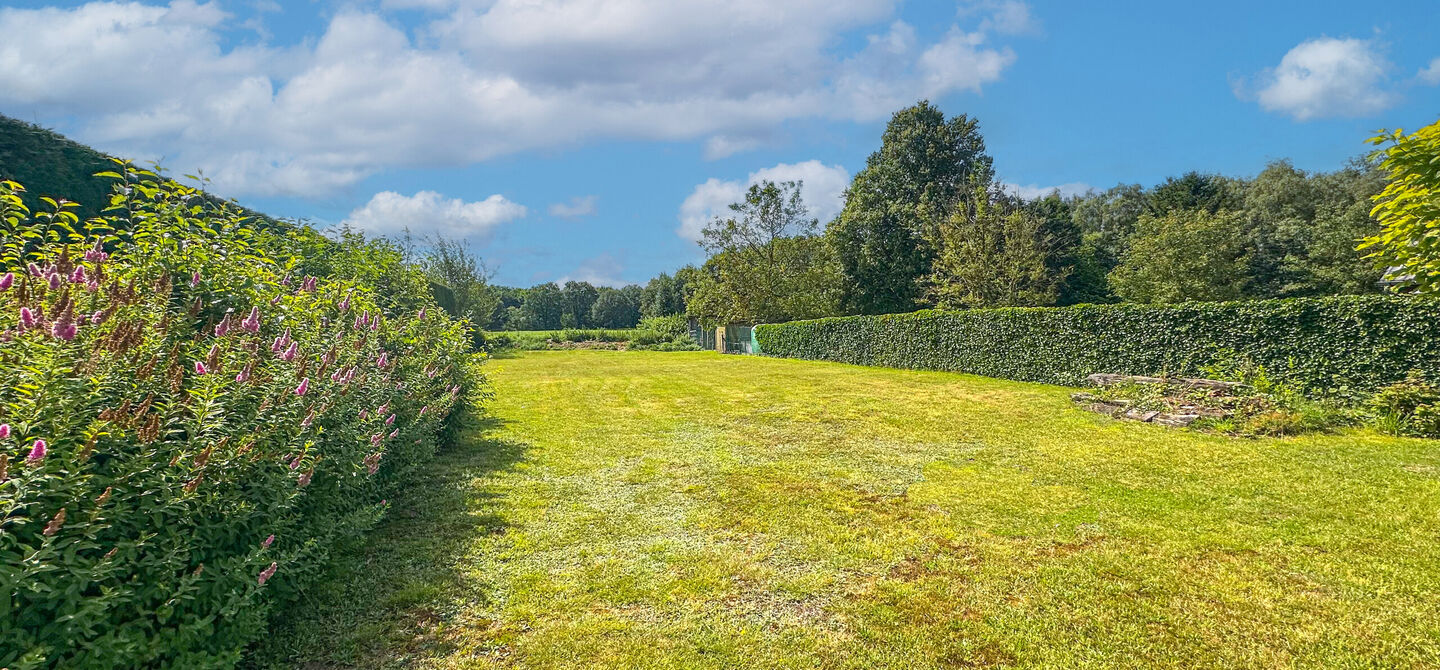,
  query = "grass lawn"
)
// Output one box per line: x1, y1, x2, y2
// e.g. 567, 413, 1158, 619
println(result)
251, 350, 1440, 668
